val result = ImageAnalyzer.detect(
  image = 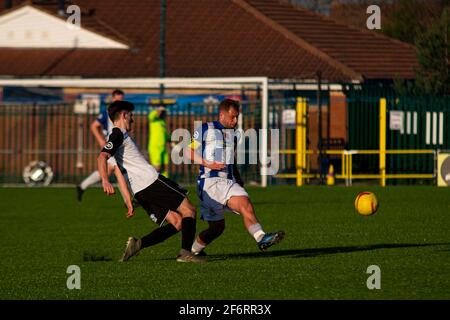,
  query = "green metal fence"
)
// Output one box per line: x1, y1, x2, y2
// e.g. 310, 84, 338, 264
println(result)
267, 98, 297, 185
386, 95, 450, 184
347, 86, 449, 184
0, 99, 295, 186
